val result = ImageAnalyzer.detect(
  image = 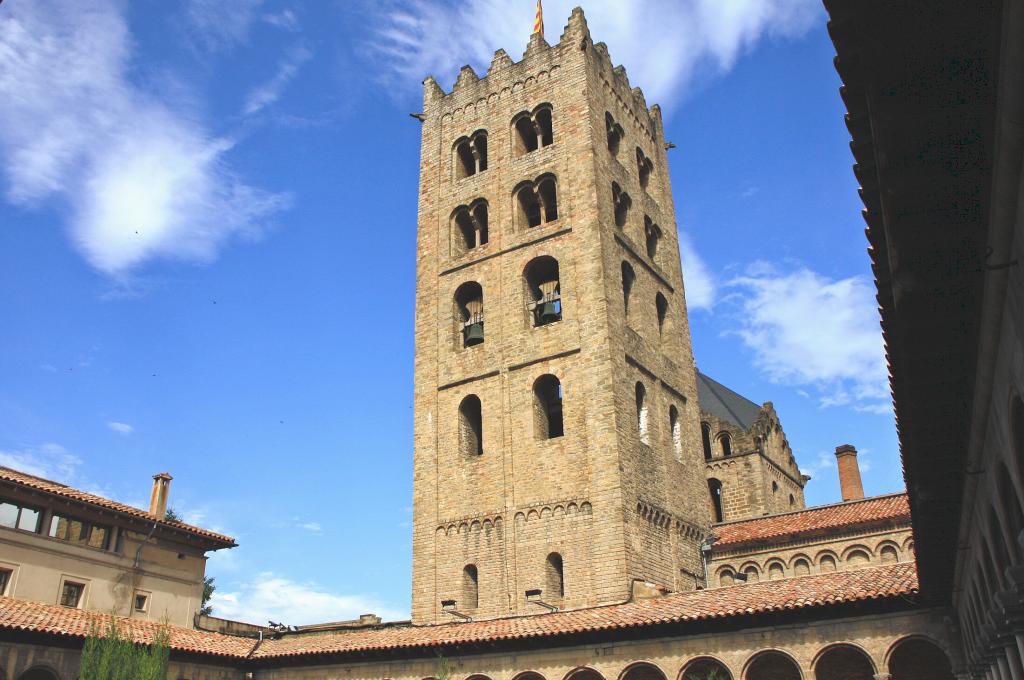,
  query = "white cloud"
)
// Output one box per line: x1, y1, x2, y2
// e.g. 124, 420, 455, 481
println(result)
0, 442, 81, 480
210, 573, 406, 626
369, 0, 821, 104
243, 46, 312, 115
300, 522, 322, 533
263, 9, 300, 32
679, 233, 715, 311
107, 421, 134, 435
726, 264, 890, 412
185, 0, 264, 50
0, 0, 289, 276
